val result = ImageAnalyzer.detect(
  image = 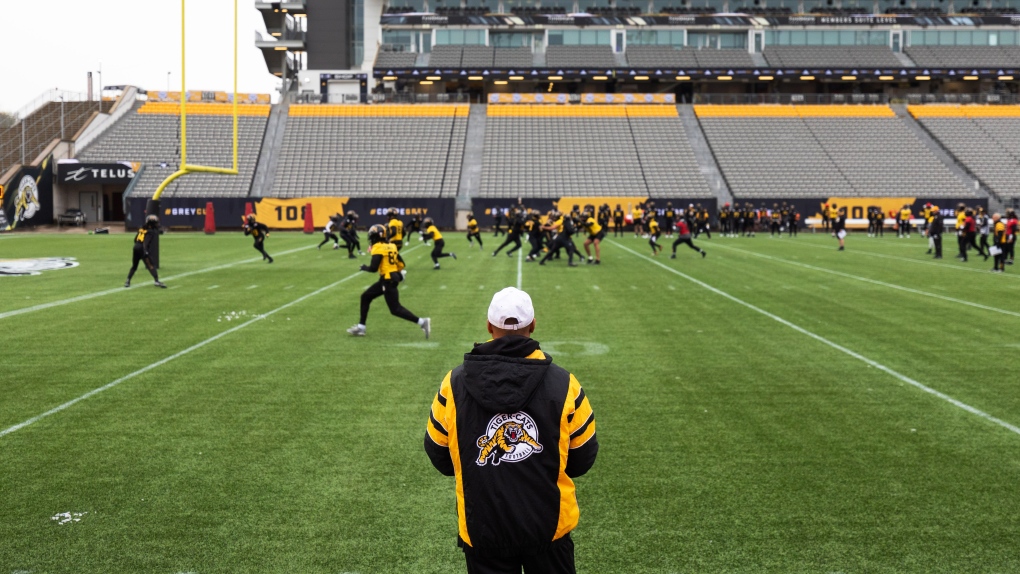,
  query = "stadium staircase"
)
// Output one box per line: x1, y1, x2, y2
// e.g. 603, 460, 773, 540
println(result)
750, 52, 768, 68
893, 52, 917, 68
678, 104, 733, 204
890, 103, 989, 204
457, 104, 487, 209
250, 89, 292, 198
